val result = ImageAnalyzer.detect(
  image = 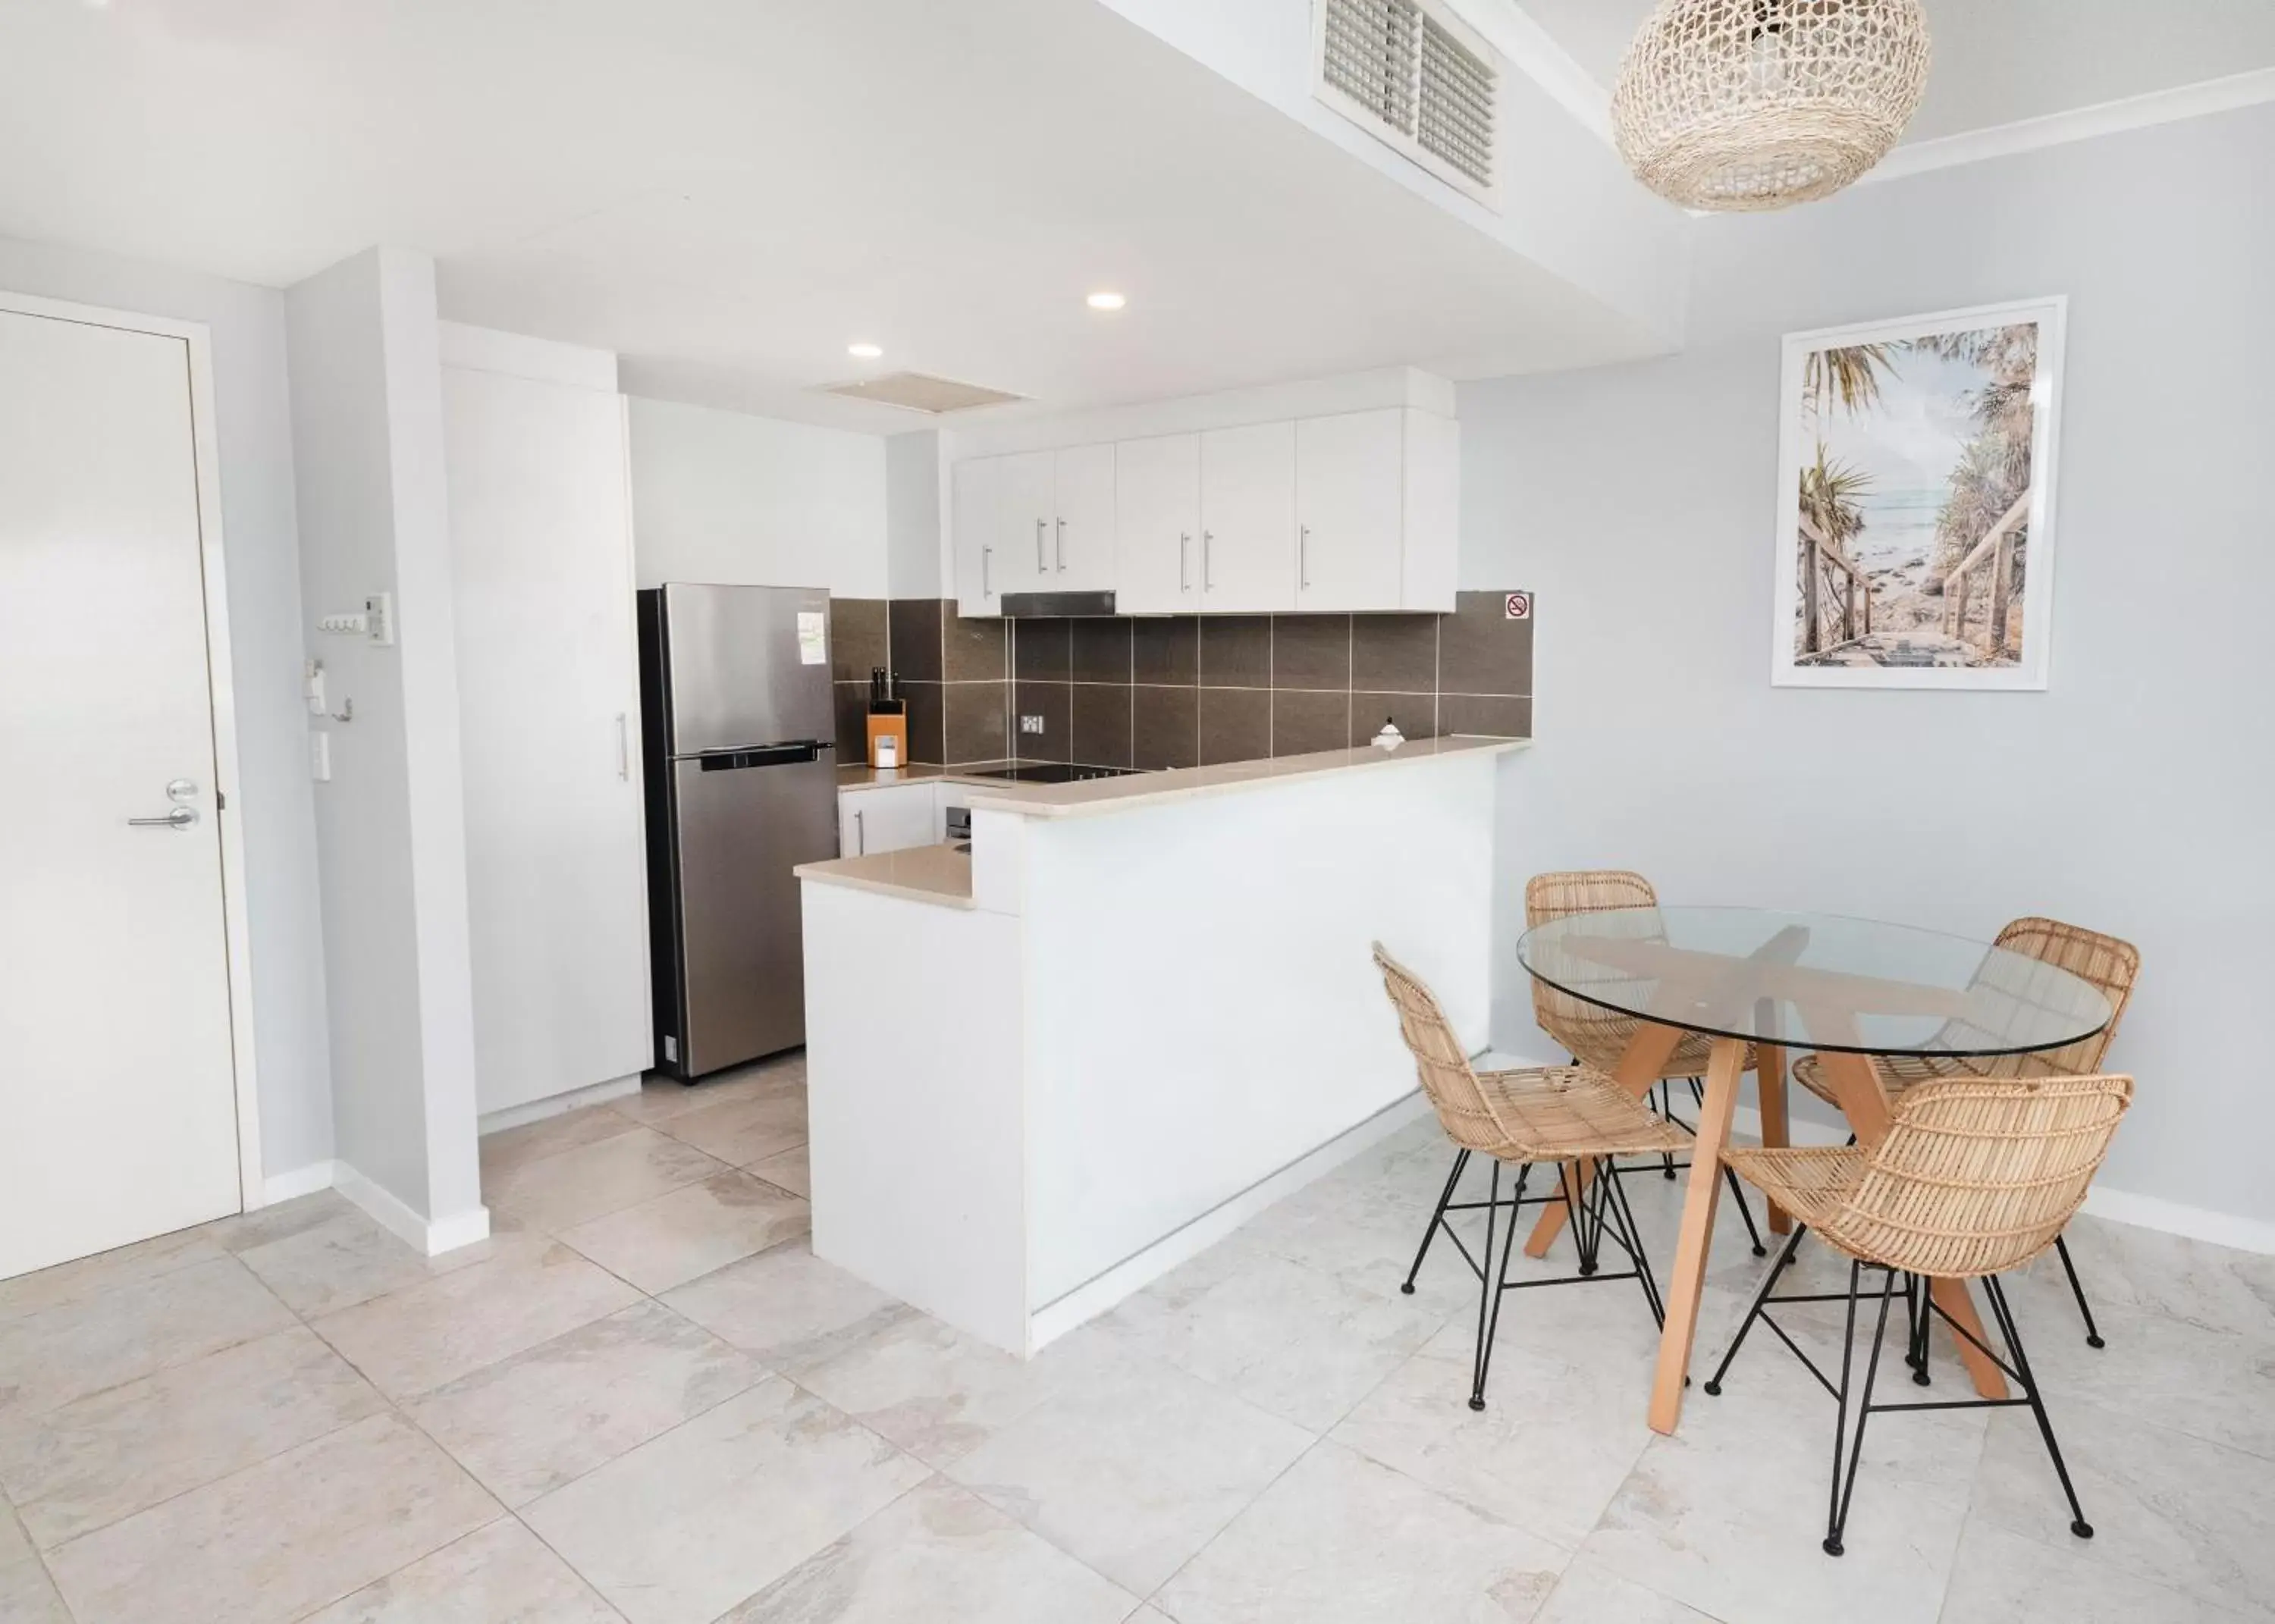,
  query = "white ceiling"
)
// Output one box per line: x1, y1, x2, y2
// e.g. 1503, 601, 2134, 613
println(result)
1517, 0, 2275, 144
0, 0, 1660, 432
